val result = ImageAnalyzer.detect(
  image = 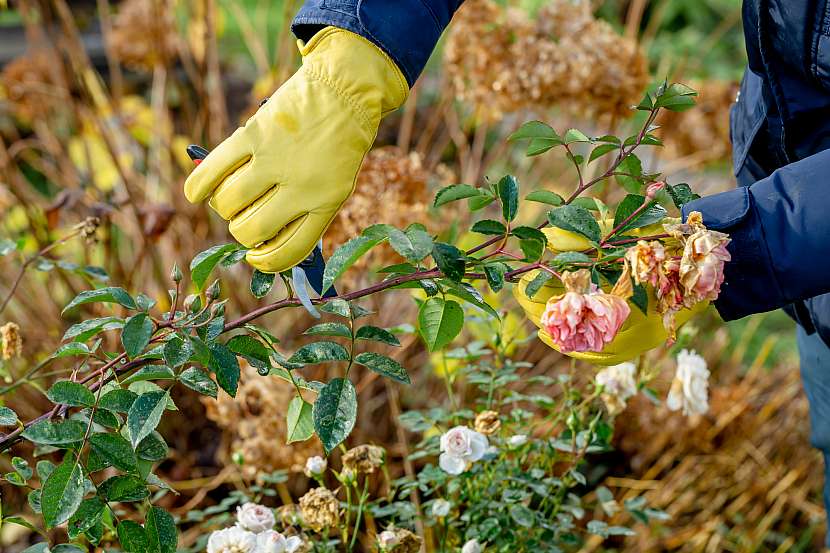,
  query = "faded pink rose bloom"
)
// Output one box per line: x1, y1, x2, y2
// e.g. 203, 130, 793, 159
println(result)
656, 258, 684, 342
624, 240, 666, 288
540, 270, 631, 353
680, 228, 731, 305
